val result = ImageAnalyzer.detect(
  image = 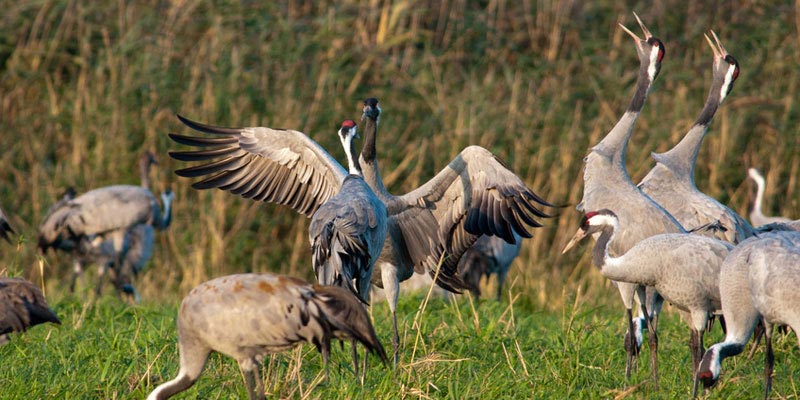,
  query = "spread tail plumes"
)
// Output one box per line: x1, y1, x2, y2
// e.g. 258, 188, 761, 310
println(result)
312, 221, 371, 303
311, 285, 389, 364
